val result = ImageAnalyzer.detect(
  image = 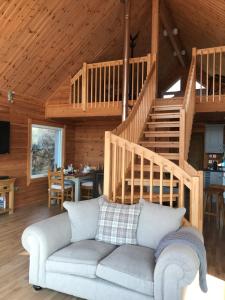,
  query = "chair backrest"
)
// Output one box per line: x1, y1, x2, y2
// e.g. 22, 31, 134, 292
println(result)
48, 170, 64, 190
0, 179, 11, 196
